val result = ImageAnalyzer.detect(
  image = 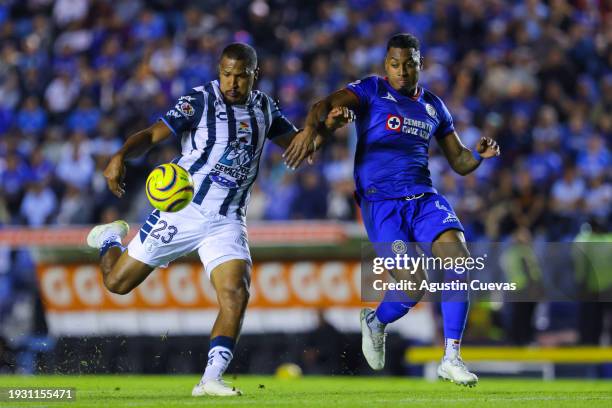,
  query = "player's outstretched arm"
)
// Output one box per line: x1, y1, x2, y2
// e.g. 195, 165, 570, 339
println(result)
104, 121, 173, 197
274, 107, 355, 166
325, 106, 356, 132
283, 89, 359, 169
438, 132, 500, 176
273, 107, 355, 149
